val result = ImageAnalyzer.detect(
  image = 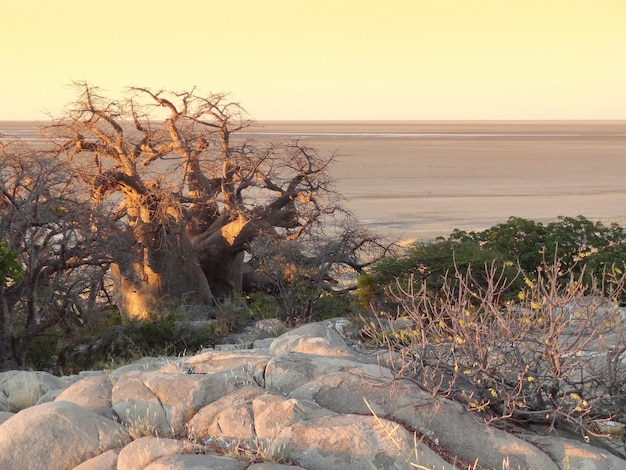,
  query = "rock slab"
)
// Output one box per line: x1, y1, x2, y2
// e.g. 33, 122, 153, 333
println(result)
0, 319, 624, 469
